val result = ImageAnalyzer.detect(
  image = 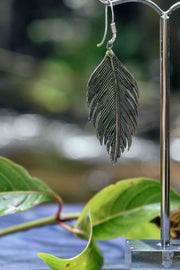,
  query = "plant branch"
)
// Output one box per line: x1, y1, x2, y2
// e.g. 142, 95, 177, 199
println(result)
61, 213, 80, 222
57, 220, 86, 237
0, 216, 56, 237
0, 213, 80, 237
